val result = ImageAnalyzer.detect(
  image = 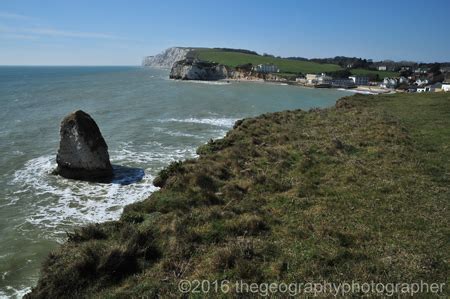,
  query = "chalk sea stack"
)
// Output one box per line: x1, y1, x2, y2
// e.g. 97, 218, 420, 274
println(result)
54, 110, 113, 181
